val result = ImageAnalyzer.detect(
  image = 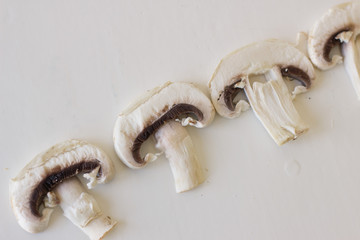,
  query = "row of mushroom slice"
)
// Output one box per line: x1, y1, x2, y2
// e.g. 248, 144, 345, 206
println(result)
9, 1, 360, 239
9, 83, 216, 239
